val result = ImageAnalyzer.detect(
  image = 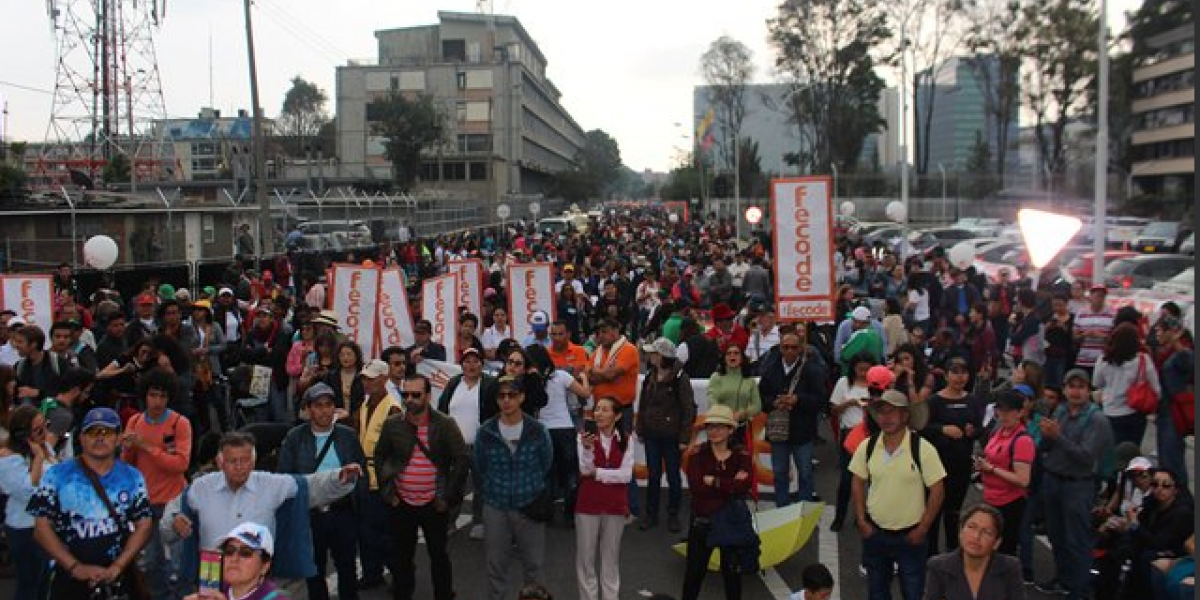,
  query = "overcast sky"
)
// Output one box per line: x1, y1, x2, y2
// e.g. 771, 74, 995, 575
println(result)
1, 0, 1137, 173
